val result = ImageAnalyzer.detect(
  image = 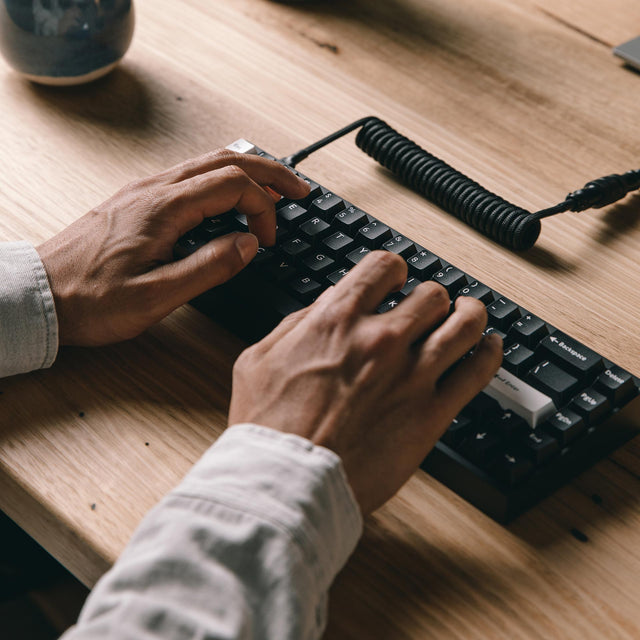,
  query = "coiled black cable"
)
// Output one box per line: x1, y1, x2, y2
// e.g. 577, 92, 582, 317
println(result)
282, 117, 640, 251
354, 118, 540, 250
